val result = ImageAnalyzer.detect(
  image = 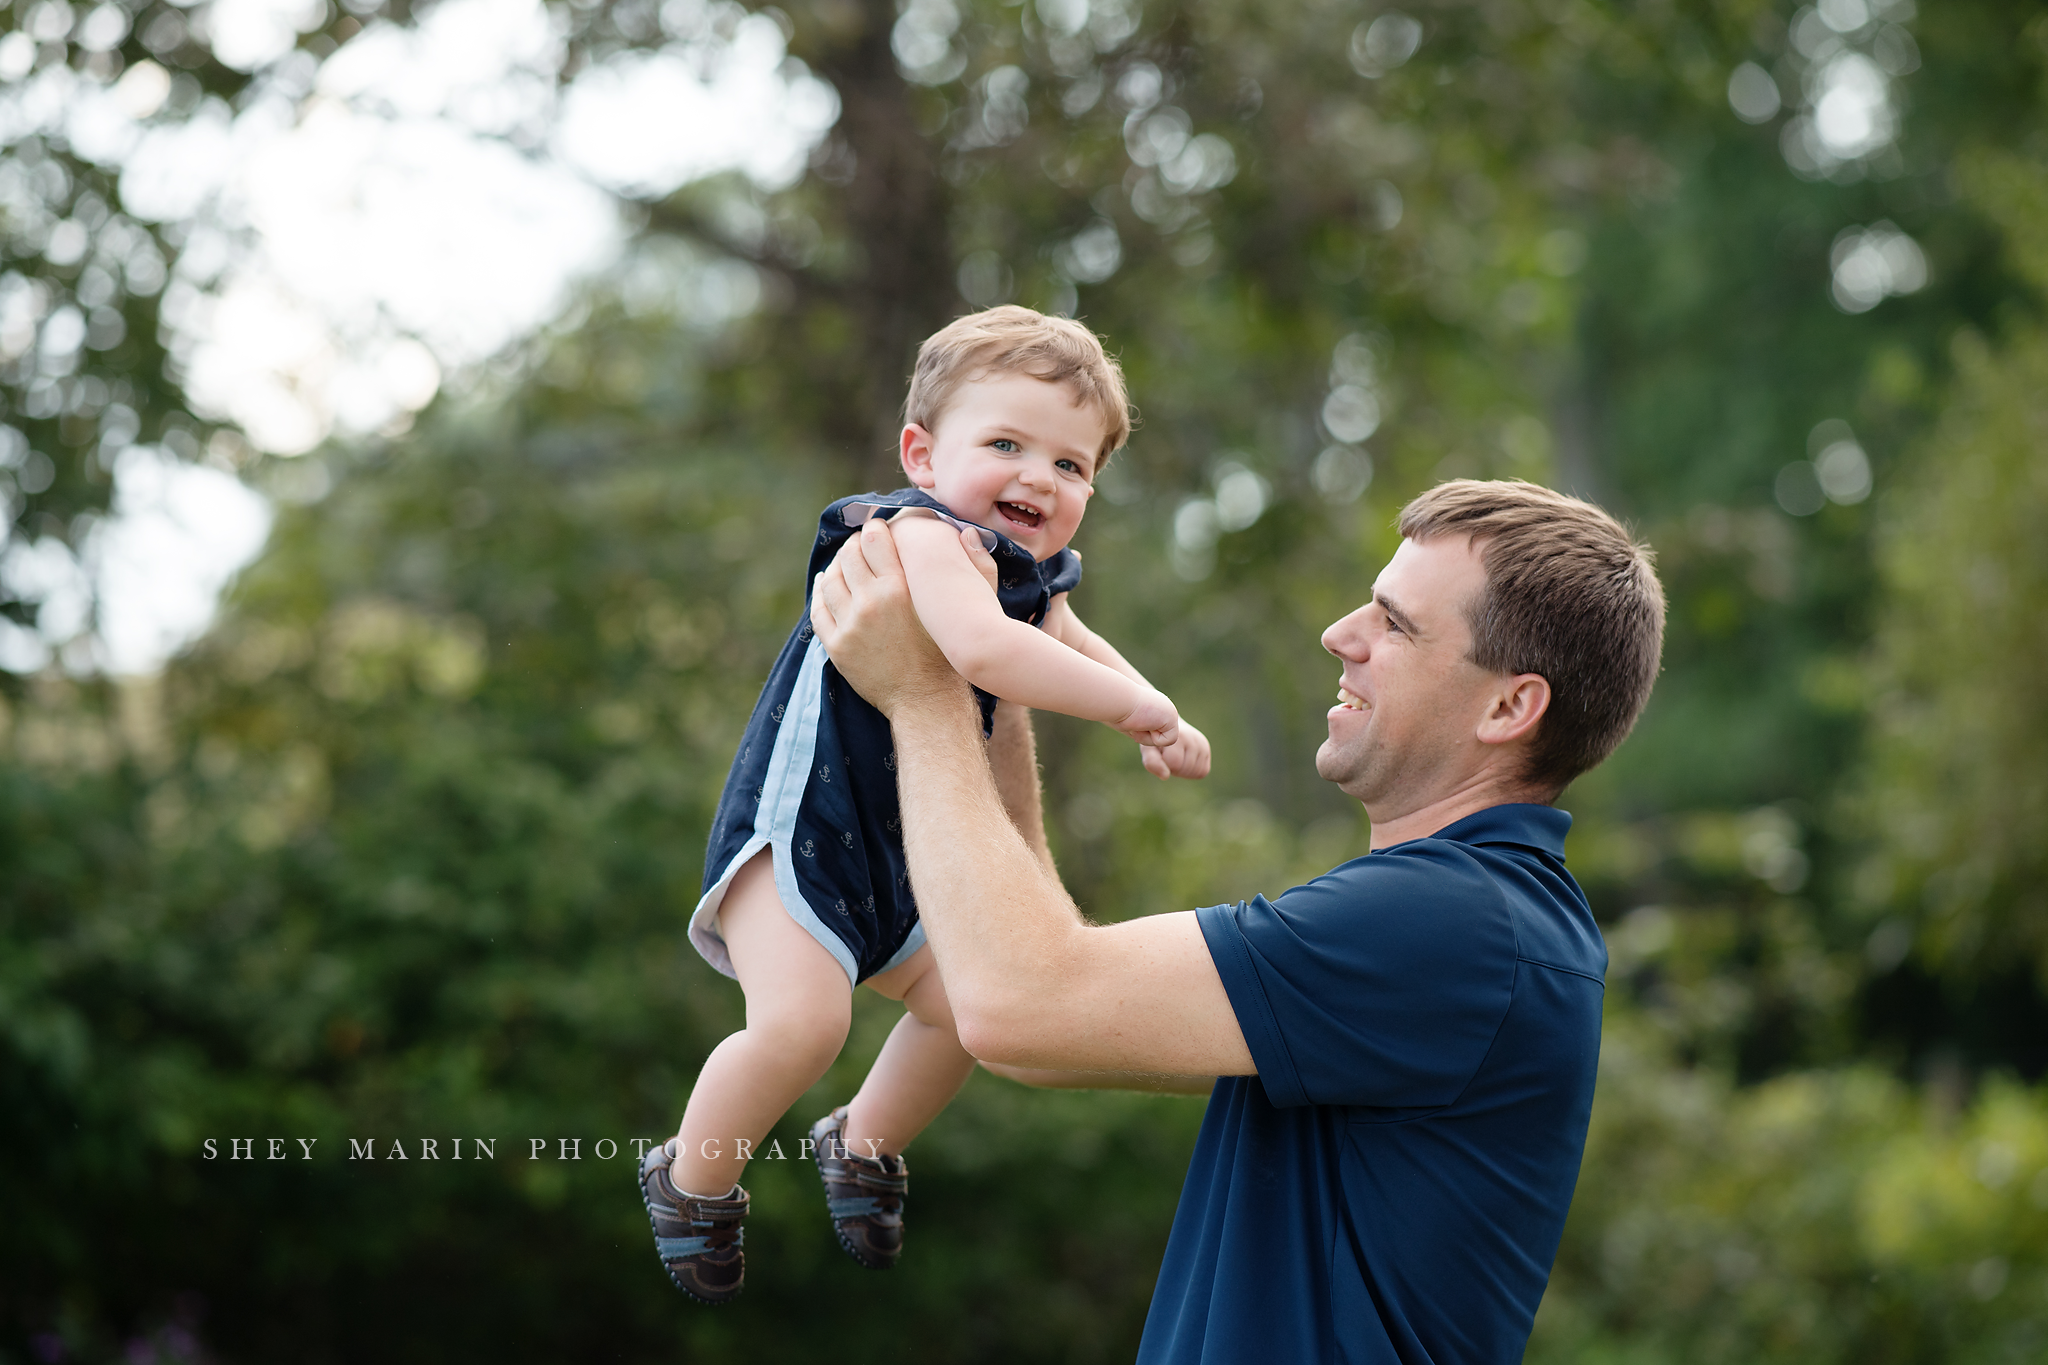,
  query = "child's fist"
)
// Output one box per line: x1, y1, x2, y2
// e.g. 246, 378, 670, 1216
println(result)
1115, 688, 1180, 751
1139, 720, 1211, 781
